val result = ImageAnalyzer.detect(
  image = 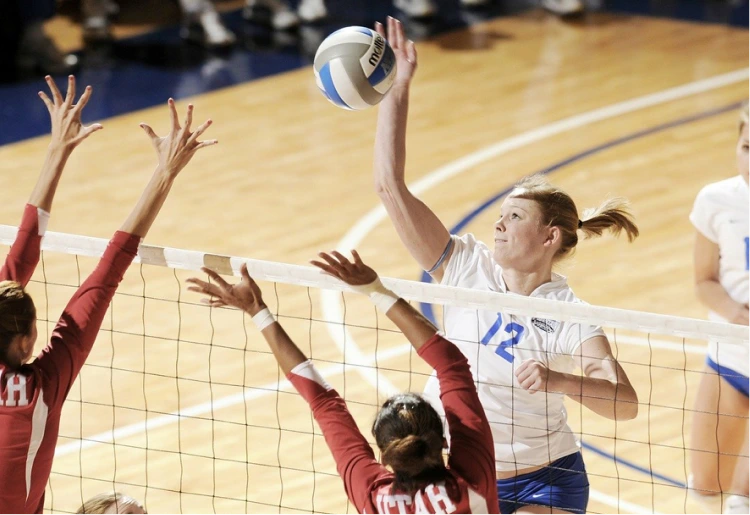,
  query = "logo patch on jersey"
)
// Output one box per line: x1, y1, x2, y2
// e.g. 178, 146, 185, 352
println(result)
531, 317, 558, 333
